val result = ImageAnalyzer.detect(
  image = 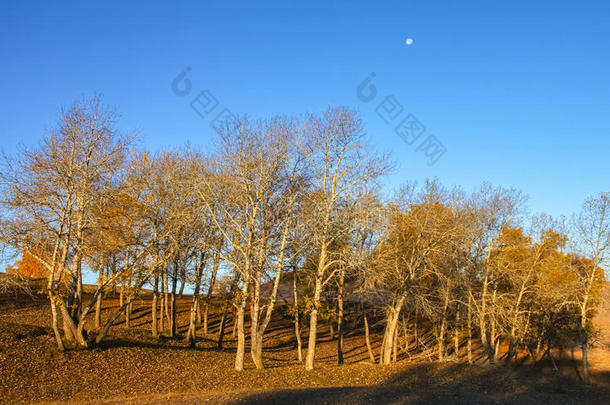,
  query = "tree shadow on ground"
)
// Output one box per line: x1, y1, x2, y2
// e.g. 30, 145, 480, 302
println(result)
93, 337, 222, 352
230, 362, 610, 404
